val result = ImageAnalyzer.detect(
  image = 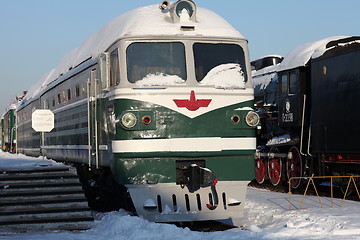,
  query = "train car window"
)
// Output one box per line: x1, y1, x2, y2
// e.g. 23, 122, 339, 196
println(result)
57, 94, 61, 104
82, 83, 86, 95
52, 98, 55, 107
193, 43, 247, 83
289, 73, 297, 94
75, 85, 80, 97
127, 42, 186, 84
281, 74, 288, 94
67, 89, 71, 101
110, 49, 120, 86
62, 91, 66, 103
